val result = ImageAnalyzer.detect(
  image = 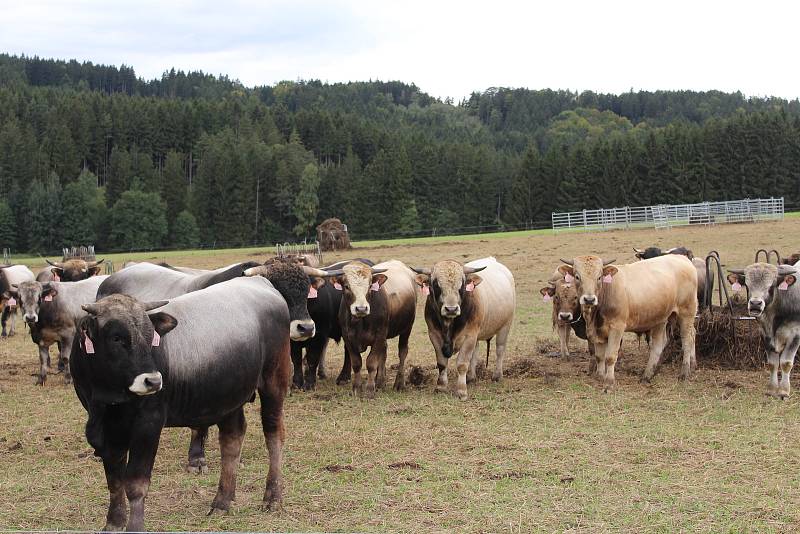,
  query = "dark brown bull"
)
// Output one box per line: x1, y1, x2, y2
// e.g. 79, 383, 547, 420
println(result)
46, 258, 104, 281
